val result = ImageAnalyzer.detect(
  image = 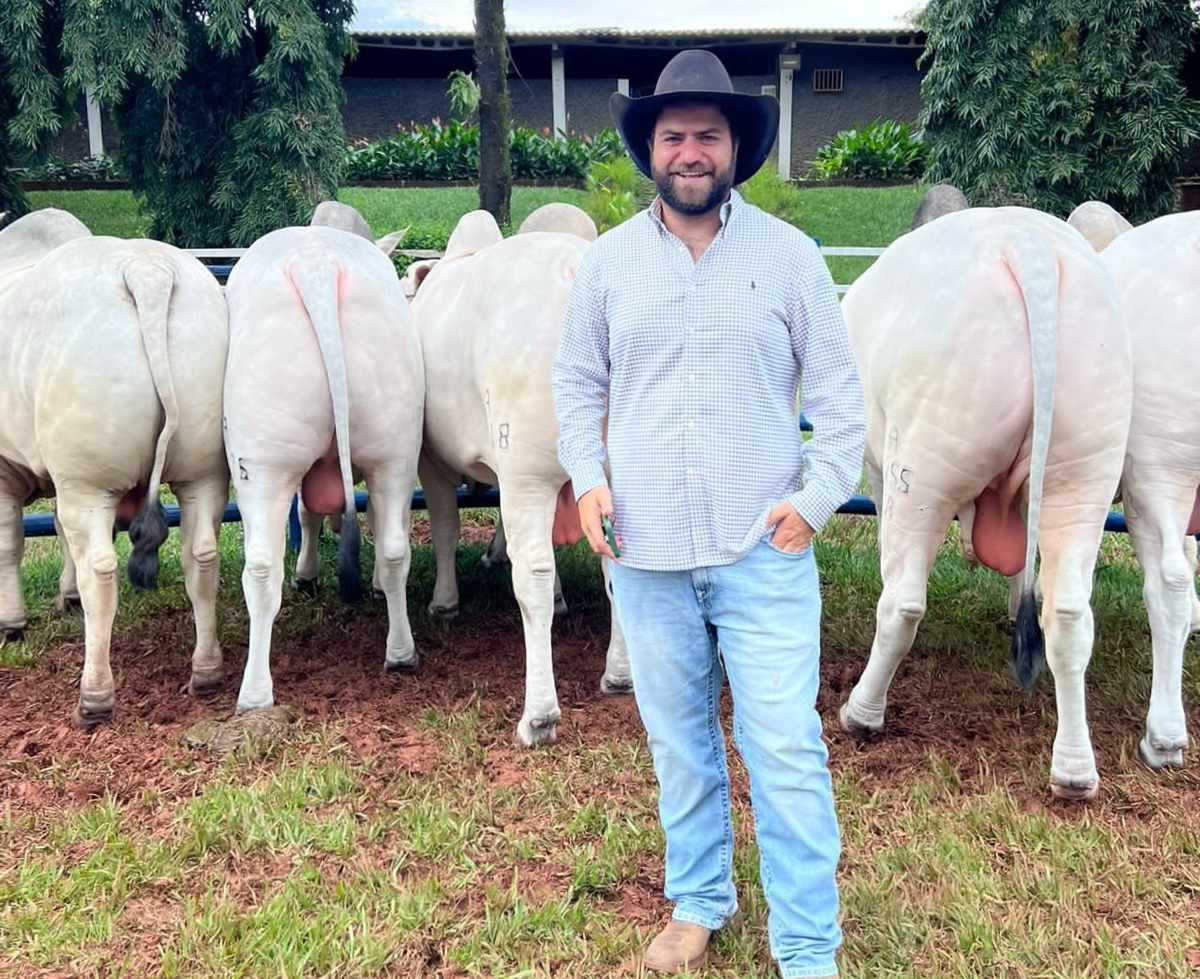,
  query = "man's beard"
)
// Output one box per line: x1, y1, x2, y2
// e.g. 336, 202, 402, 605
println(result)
652, 160, 736, 216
